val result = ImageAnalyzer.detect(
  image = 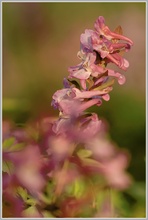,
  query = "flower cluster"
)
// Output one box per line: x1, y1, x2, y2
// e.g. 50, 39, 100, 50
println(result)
52, 16, 133, 137
3, 16, 133, 218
